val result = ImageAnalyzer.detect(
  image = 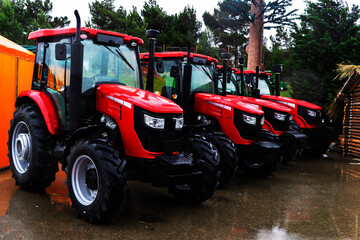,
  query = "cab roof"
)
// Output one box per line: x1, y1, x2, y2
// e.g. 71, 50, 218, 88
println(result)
28, 27, 144, 45
141, 51, 218, 64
